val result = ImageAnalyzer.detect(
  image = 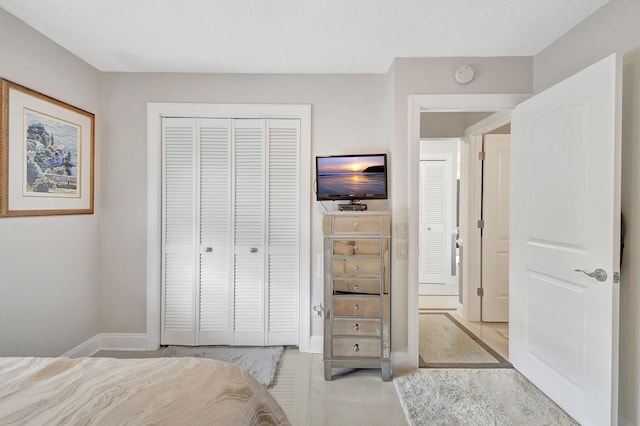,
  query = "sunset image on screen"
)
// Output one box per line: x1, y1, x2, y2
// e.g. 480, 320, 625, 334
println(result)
317, 155, 386, 199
